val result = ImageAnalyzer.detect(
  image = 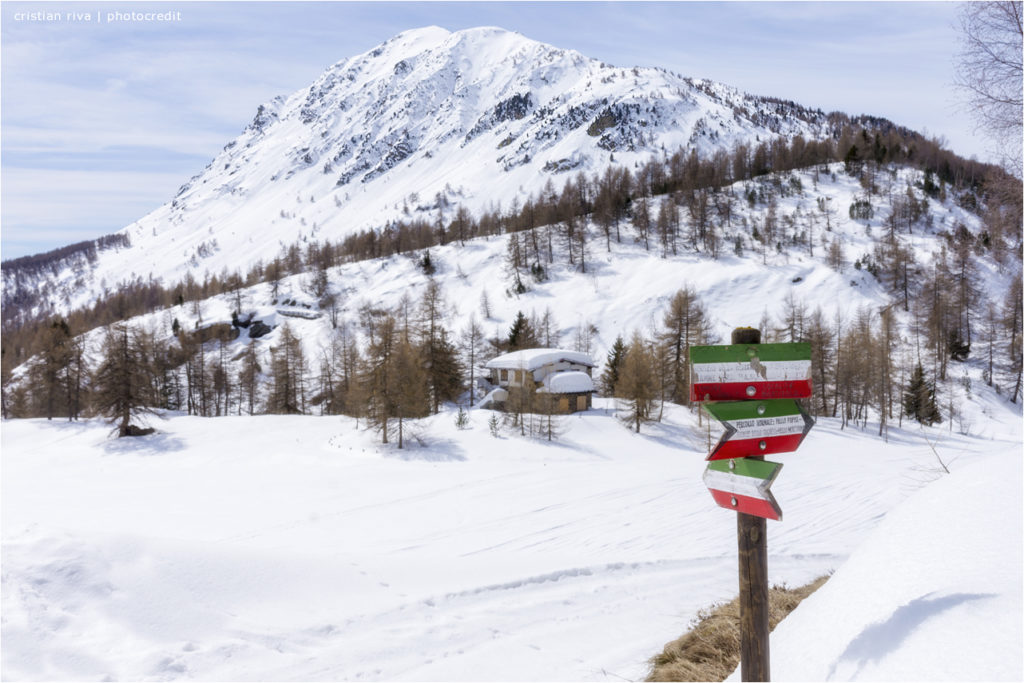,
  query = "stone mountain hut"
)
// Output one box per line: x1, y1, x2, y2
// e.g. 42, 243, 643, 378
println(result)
481, 348, 596, 413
